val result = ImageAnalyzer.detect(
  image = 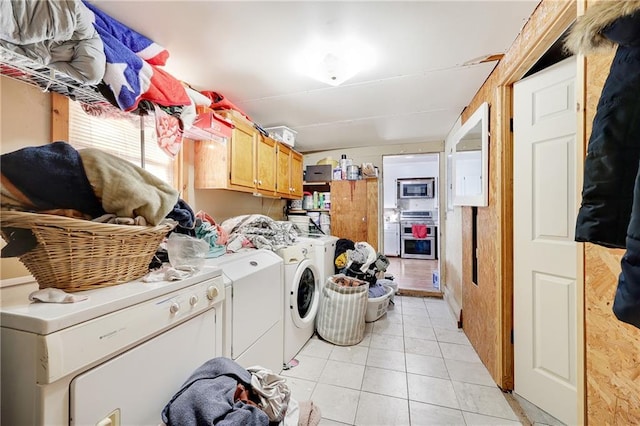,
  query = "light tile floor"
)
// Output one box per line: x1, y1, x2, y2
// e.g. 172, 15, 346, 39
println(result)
282, 295, 524, 426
